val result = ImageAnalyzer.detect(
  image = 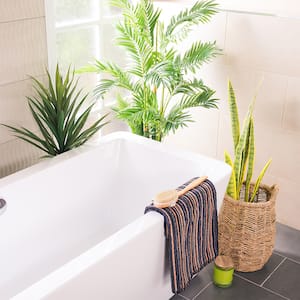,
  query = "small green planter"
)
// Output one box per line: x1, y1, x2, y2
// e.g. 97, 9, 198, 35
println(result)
213, 255, 234, 288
